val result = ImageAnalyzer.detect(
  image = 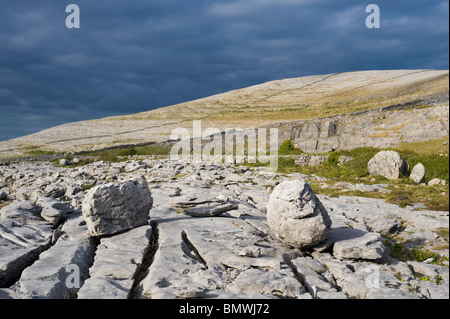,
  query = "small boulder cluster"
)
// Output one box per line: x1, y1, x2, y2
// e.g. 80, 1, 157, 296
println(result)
367, 150, 446, 186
